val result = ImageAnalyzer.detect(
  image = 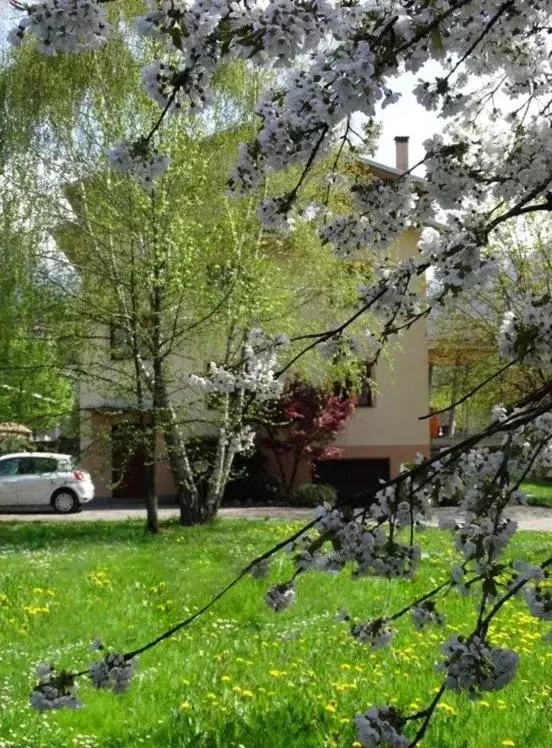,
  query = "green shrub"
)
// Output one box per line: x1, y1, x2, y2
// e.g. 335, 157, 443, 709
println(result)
291, 482, 337, 507
0, 434, 33, 455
